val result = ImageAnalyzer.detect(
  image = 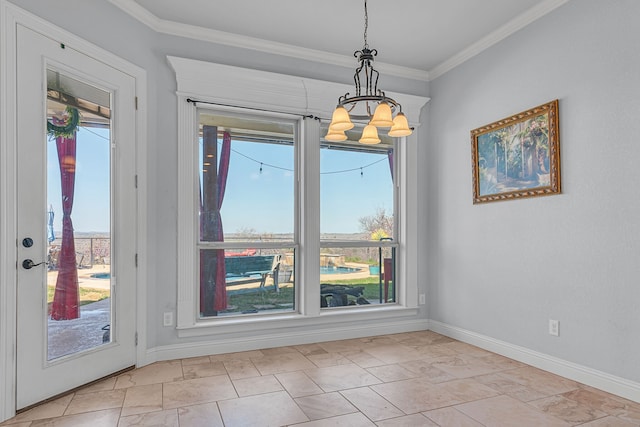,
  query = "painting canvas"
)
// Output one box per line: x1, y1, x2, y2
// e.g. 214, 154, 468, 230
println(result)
471, 100, 560, 204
